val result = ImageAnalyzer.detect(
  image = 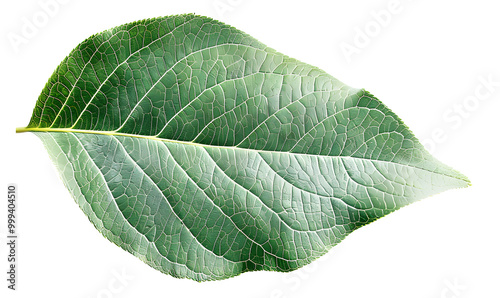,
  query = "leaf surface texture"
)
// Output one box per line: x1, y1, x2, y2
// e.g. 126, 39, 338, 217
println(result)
20, 14, 469, 281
